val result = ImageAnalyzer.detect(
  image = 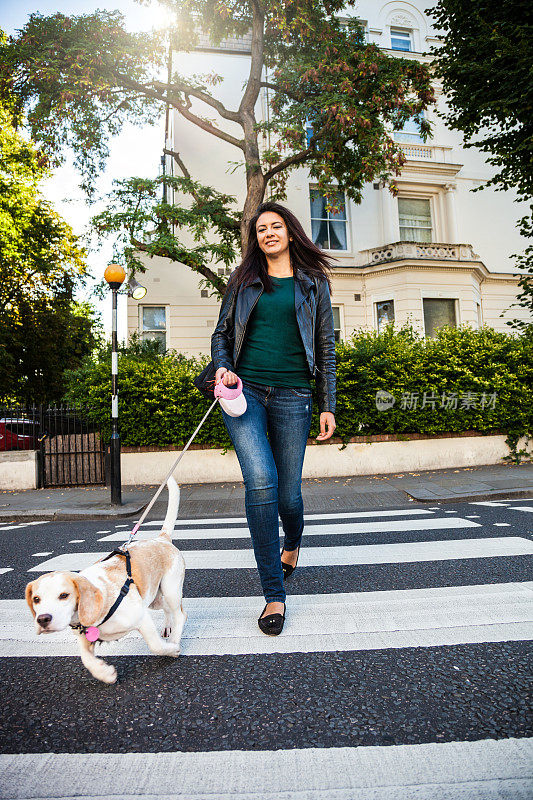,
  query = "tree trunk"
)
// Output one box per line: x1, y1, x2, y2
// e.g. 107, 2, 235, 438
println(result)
240, 121, 266, 253
238, 2, 267, 254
